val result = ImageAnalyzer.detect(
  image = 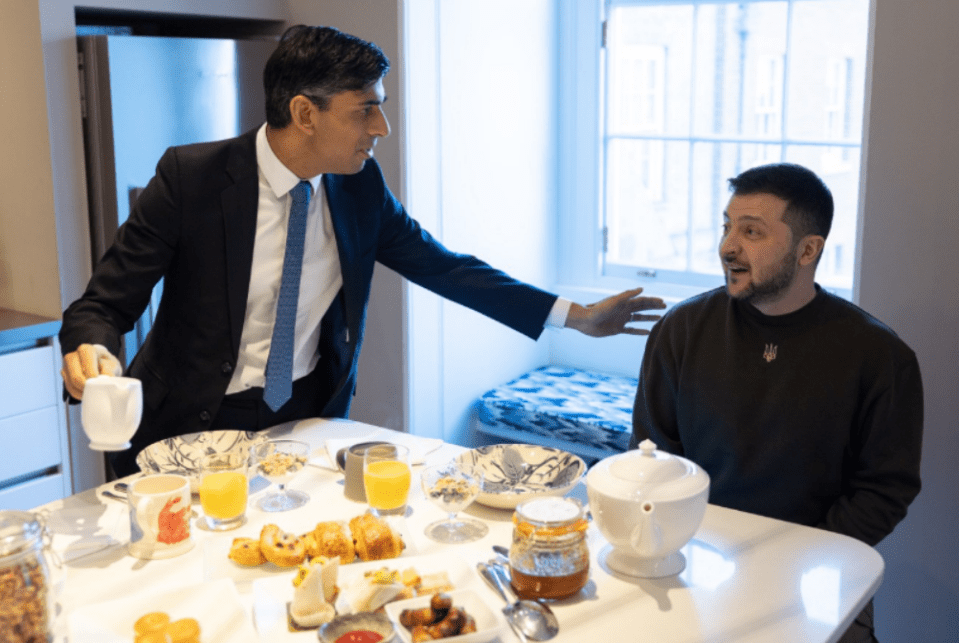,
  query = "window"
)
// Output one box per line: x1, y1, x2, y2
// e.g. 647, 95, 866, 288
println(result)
560, 0, 871, 299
